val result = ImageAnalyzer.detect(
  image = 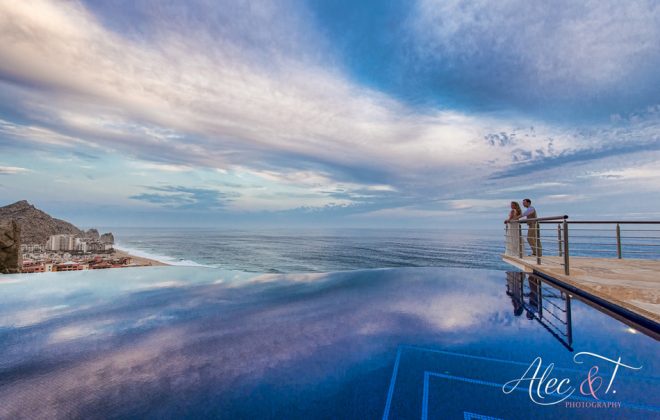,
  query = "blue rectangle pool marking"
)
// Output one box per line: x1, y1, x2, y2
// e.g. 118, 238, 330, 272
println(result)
401, 344, 660, 382
422, 372, 430, 420
382, 345, 660, 420
382, 346, 402, 420
463, 412, 504, 420
421, 371, 660, 420
401, 344, 581, 373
